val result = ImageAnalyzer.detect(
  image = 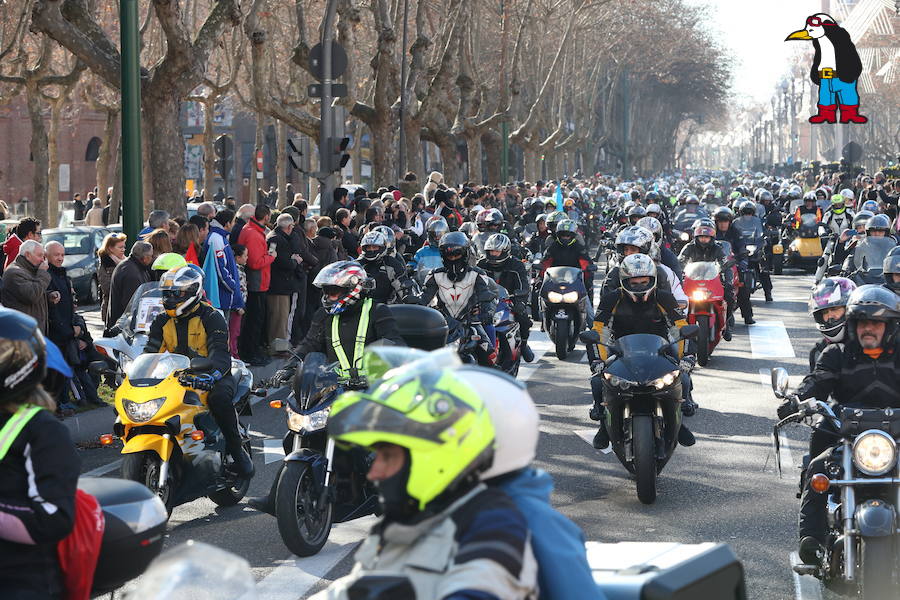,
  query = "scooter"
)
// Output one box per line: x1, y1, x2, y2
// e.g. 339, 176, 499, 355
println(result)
94, 353, 255, 514
682, 260, 727, 366
540, 266, 591, 360
580, 325, 698, 504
